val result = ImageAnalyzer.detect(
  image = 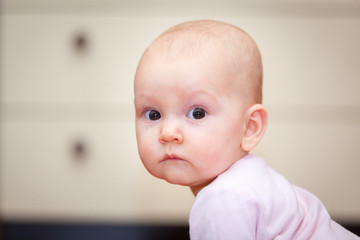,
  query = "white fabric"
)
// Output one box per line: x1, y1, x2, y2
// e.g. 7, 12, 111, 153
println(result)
189, 154, 359, 239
